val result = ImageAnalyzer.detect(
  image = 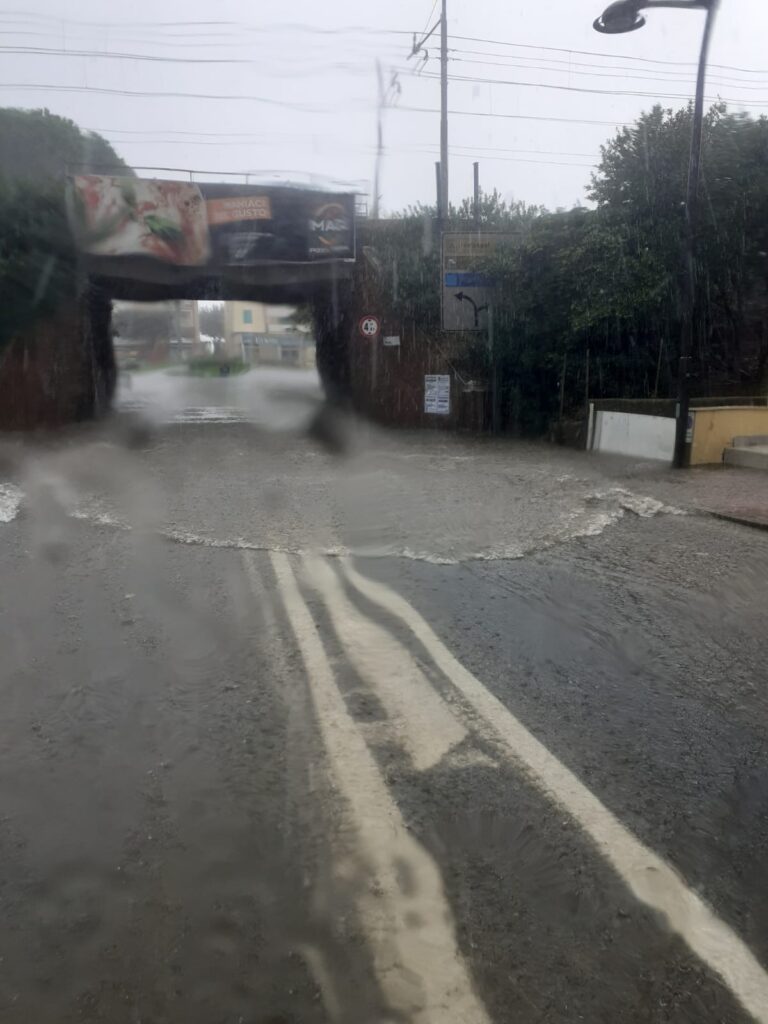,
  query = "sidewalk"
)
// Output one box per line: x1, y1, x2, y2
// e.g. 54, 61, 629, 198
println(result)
615, 461, 768, 532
